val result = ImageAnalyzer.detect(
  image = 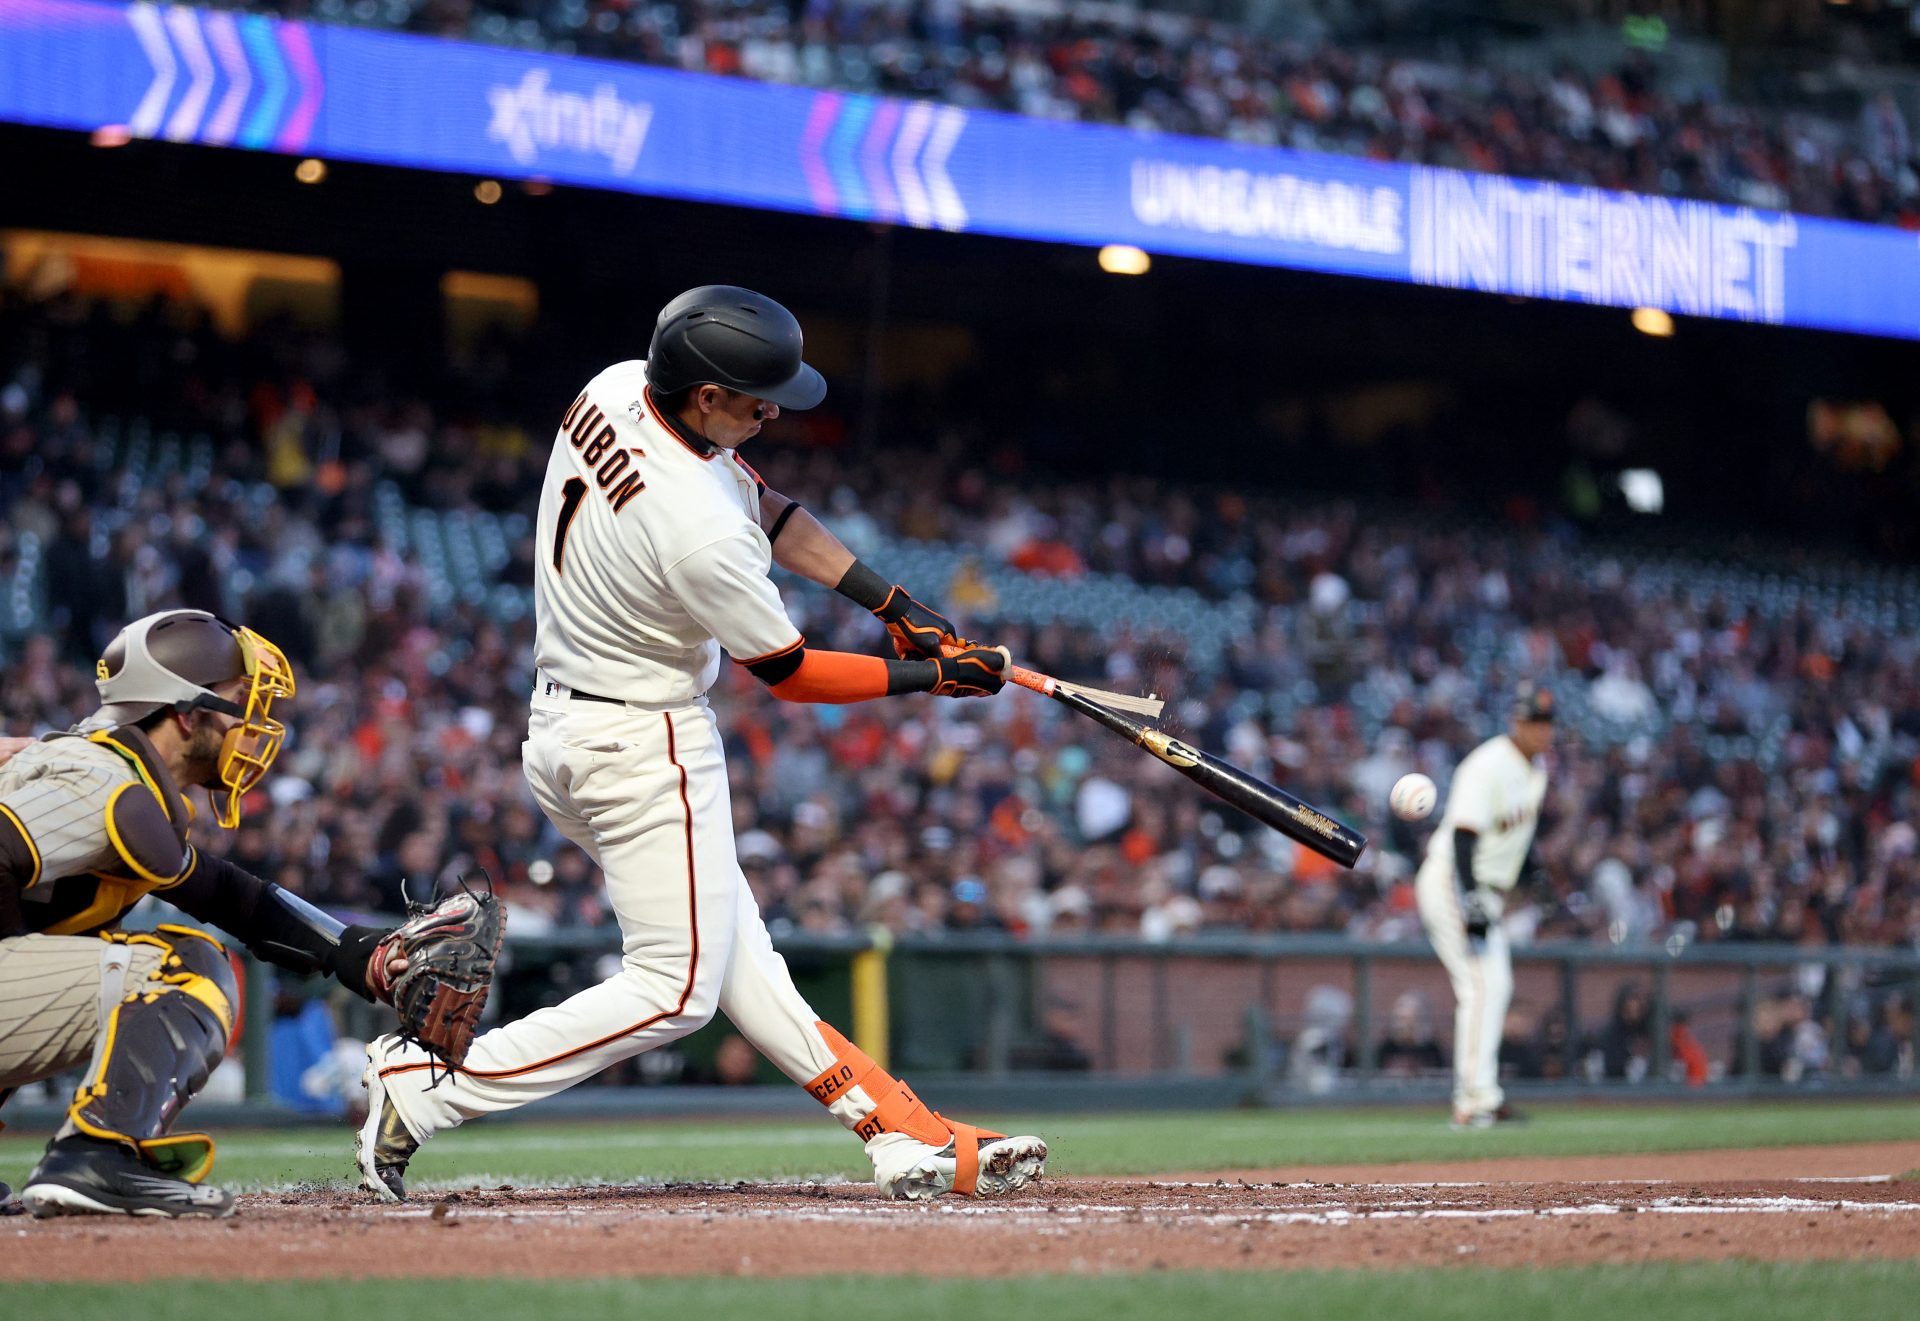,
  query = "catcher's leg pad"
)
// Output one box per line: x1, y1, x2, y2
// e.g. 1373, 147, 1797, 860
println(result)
63, 926, 235, 1184
803, 1022, 1005, 1194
